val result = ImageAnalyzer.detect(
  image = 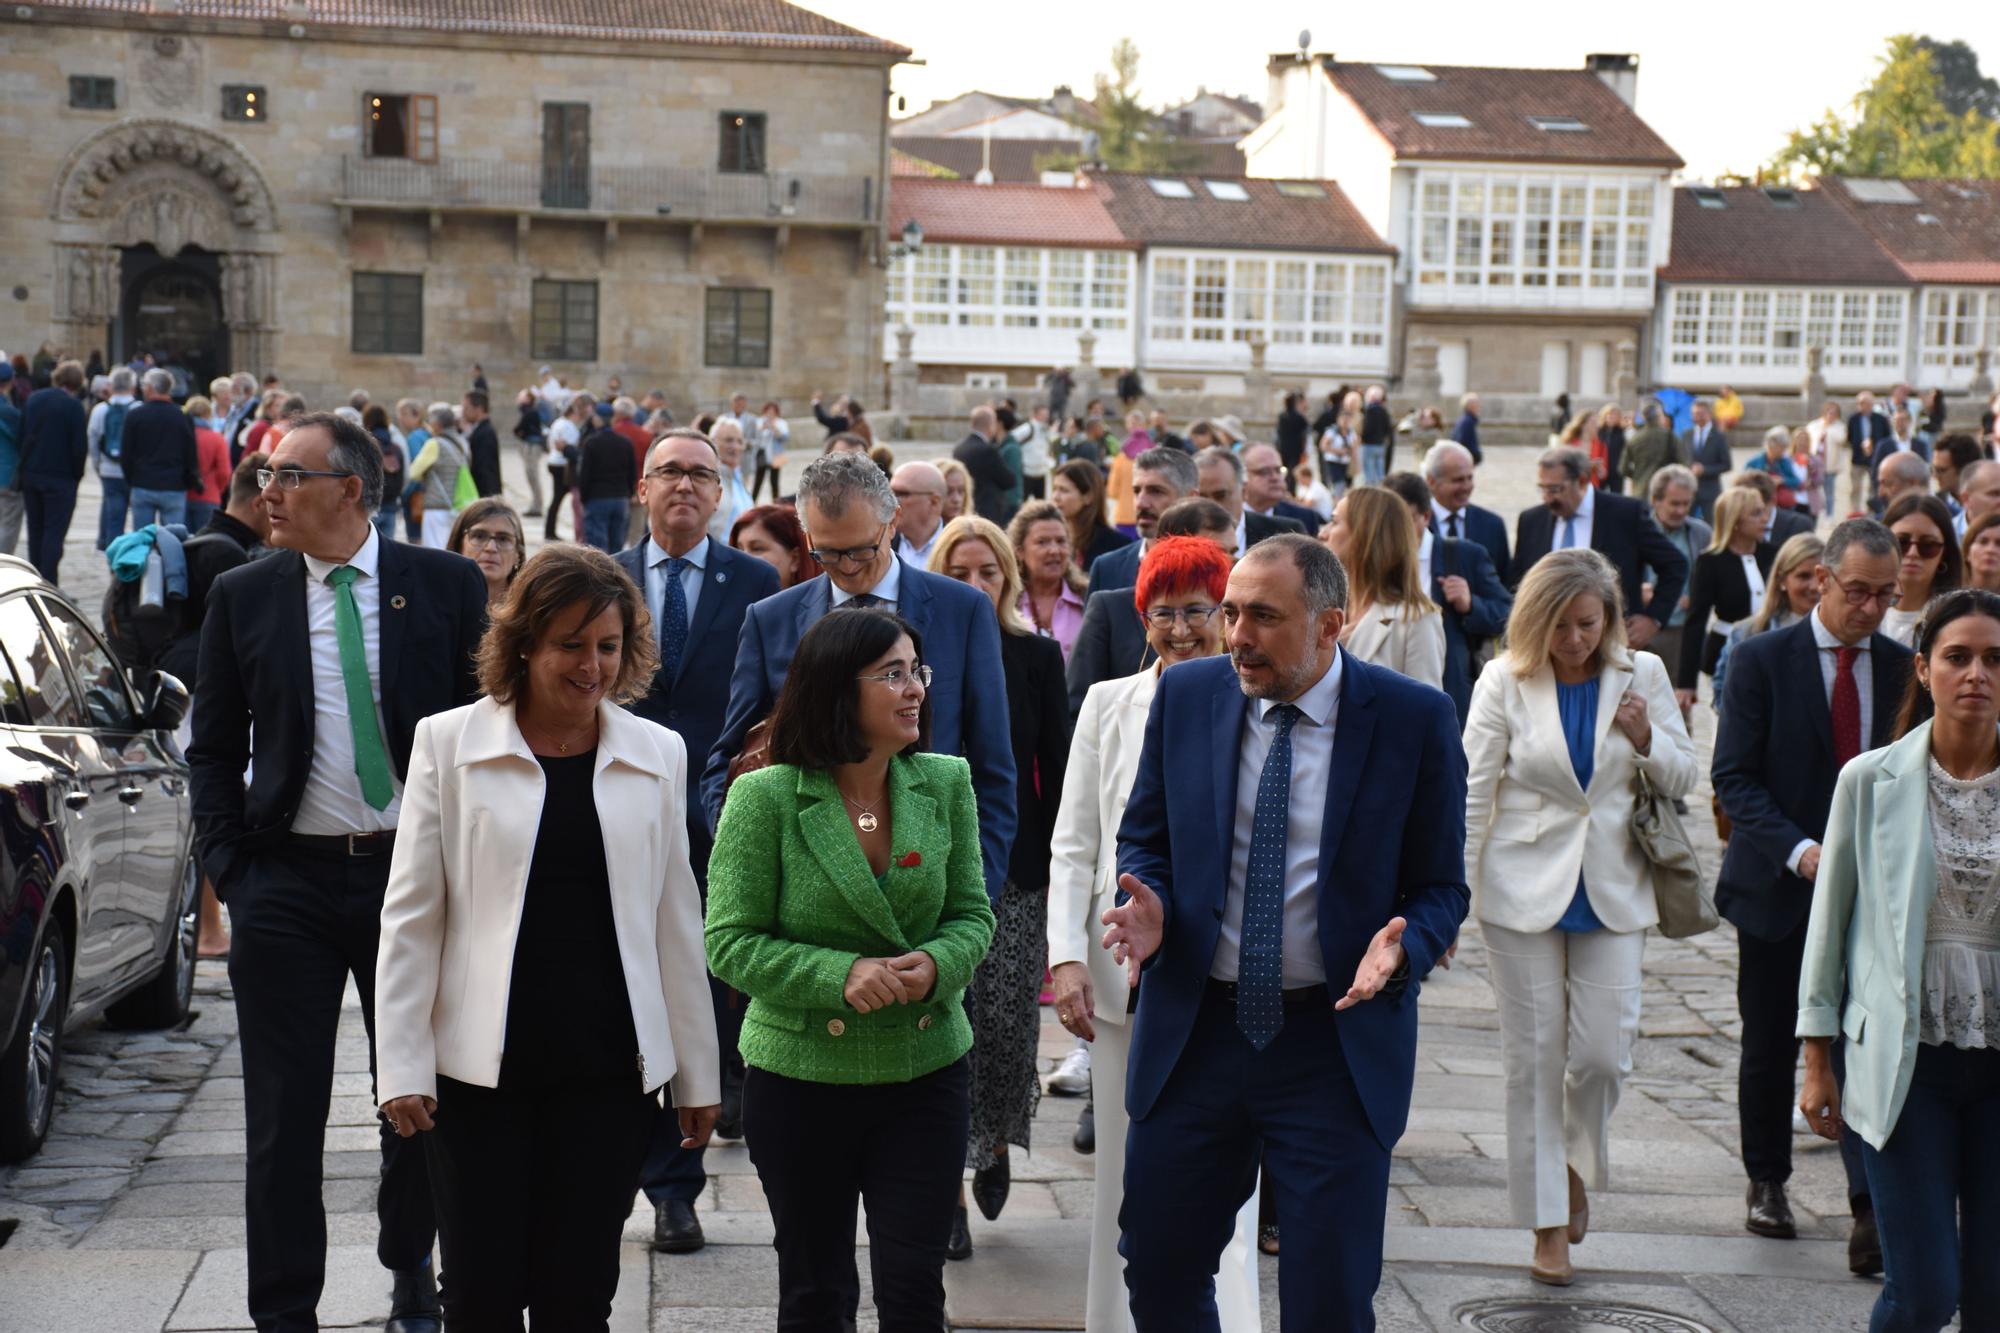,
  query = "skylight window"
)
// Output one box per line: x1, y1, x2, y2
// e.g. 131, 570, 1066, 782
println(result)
1413, 112, 1471, 128
1146, 177, 1194, 199
1842, 178, 1919, 205
1916, 212, 1941, 225
1374, 65, 1436, 82
1690, 187, 1727, 209
1202, 179, 1250, 201
1274, 181, 1326, 199
1528, 115, 1588, 132
1762, 187, 1800, 208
